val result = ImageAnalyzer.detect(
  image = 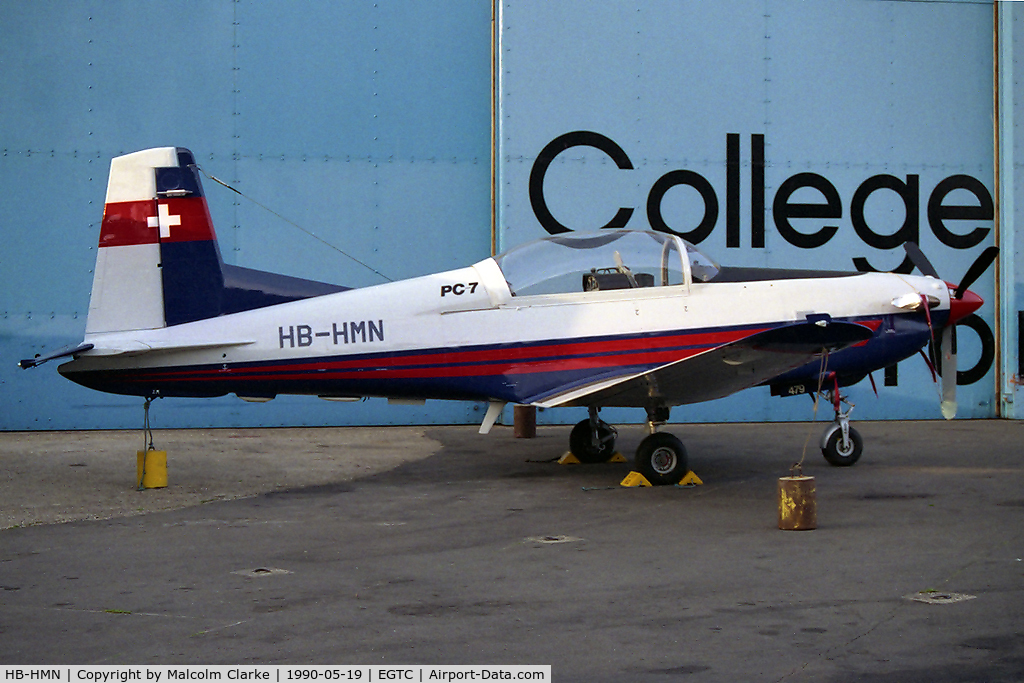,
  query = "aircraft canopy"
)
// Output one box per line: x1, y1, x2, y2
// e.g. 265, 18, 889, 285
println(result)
493, 229, 719, 297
